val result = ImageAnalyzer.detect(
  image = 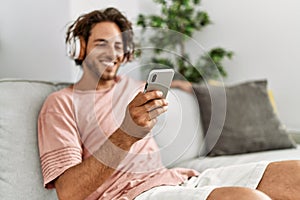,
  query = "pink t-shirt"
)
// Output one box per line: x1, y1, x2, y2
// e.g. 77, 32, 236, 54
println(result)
38, 76, 199, 199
